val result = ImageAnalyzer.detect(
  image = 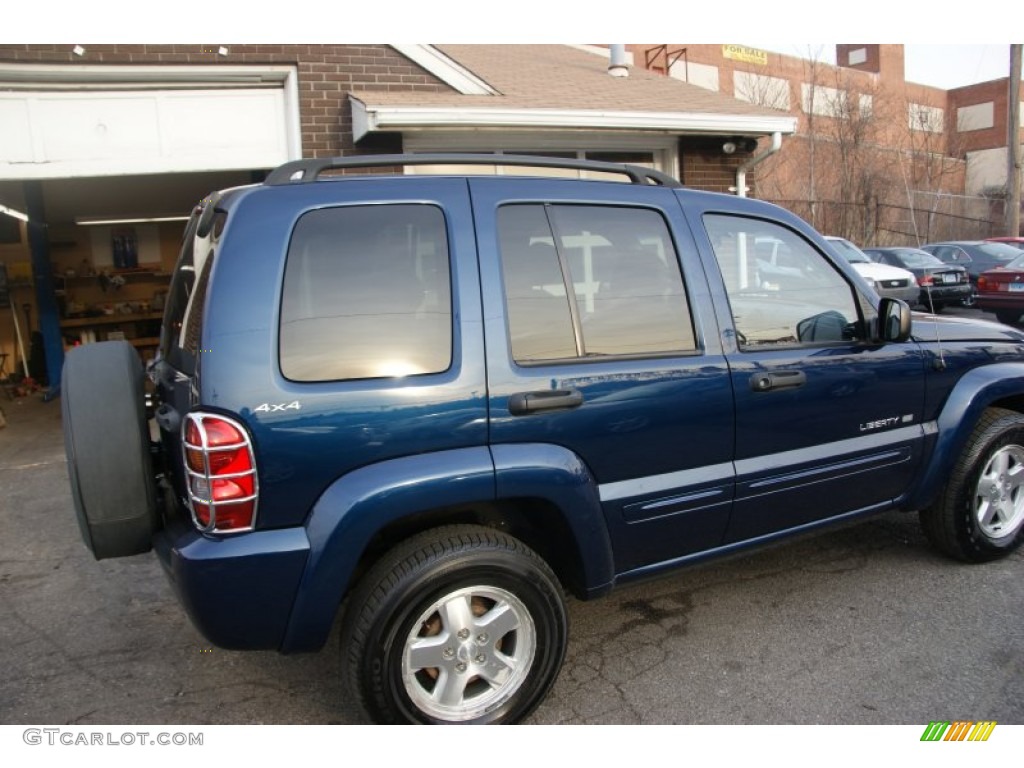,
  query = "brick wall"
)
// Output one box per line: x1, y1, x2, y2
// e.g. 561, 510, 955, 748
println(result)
678, 138, 747, 194
0, 44, 454, 158
949, 78, 1024, 156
